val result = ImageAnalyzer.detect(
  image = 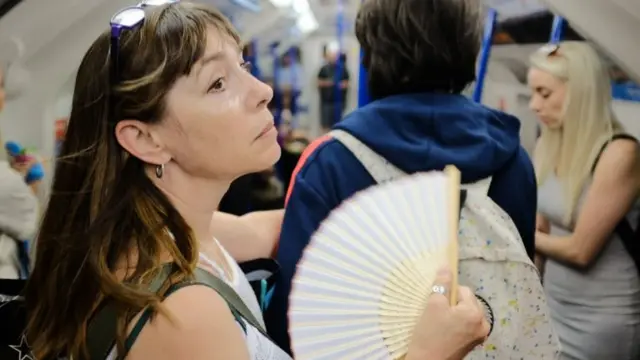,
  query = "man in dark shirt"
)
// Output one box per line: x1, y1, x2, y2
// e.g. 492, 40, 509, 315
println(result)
318, 50, 349, 133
